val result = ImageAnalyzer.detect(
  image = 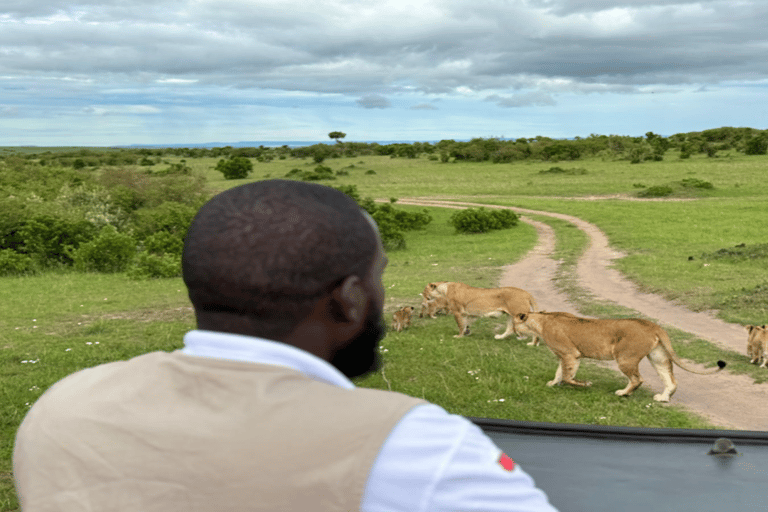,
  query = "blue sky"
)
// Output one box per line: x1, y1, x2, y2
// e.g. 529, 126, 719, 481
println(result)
2, 0, 767, 146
